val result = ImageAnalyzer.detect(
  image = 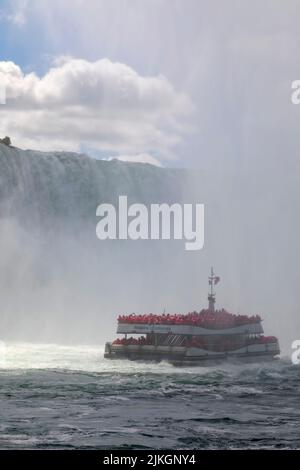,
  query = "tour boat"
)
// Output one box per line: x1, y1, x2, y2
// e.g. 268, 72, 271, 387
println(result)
104, 269, 280, 365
